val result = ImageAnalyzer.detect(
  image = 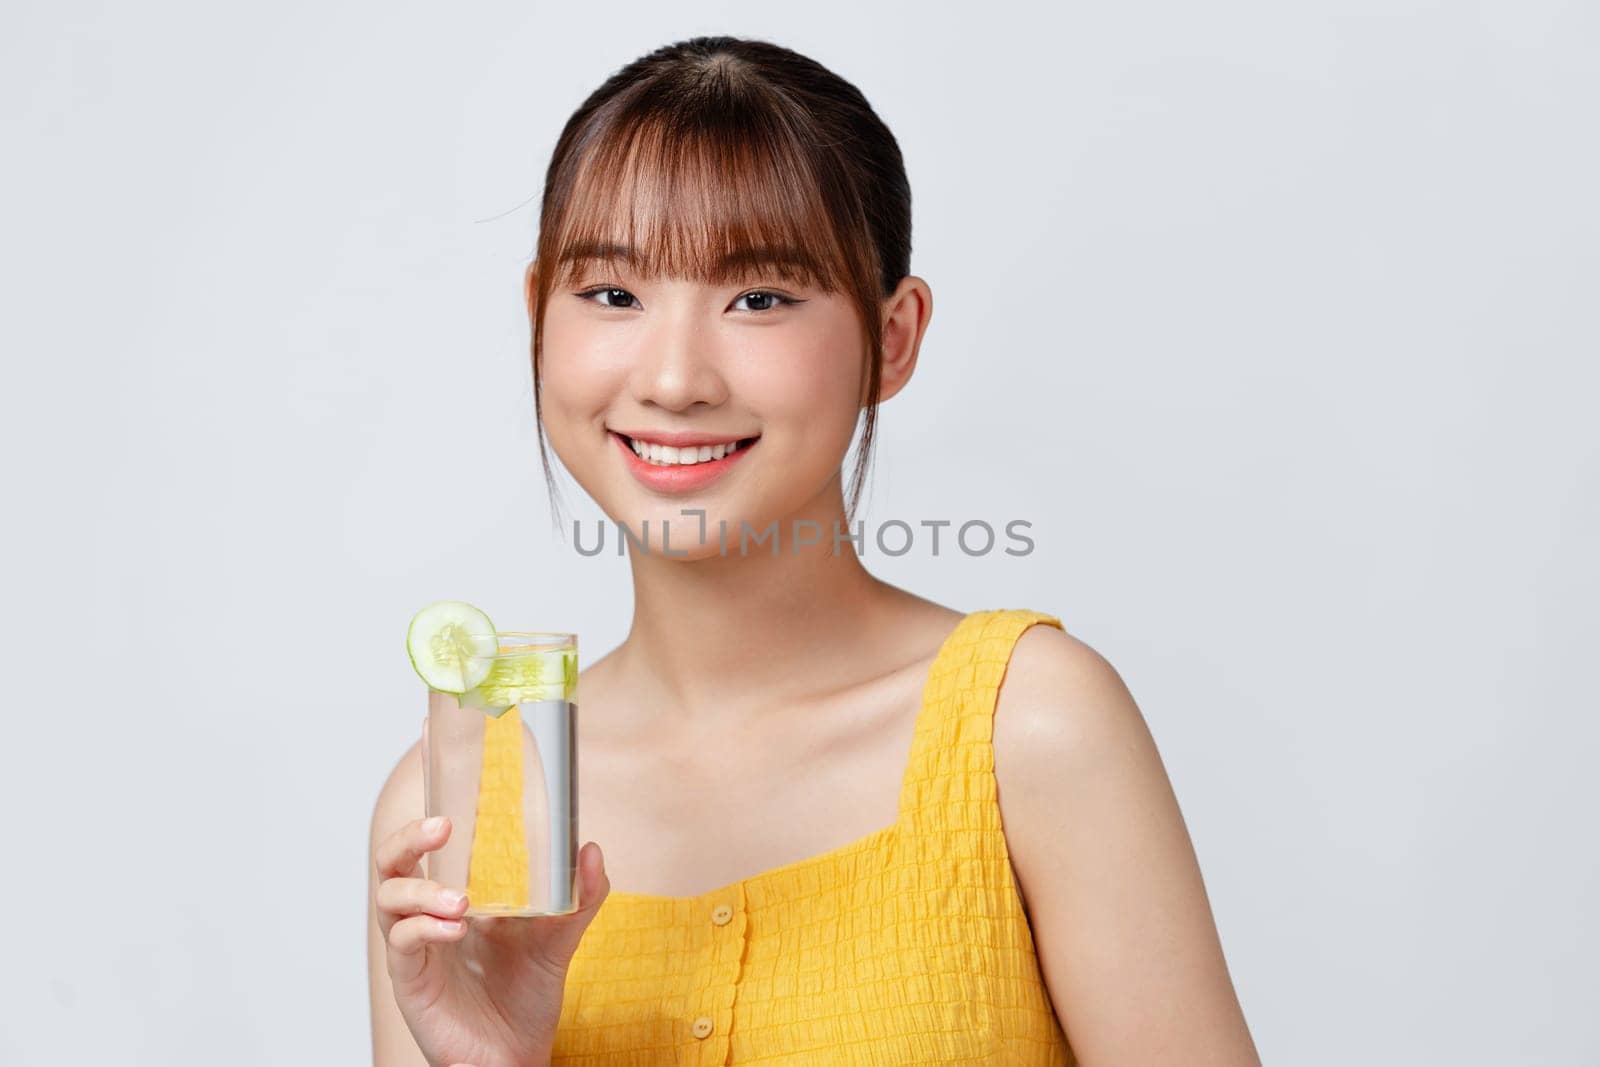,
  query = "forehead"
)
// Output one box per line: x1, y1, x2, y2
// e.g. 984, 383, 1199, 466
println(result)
546, 126, 850, 291
556, 238, 822, 286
